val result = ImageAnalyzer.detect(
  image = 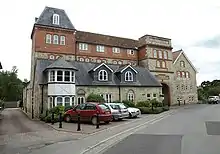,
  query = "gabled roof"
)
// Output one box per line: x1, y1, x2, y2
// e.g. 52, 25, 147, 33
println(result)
173, 49, 198, 73
35, 6, 75, 30
75, 31, 138, 49
115, 65, 138, 74
36, 59, 162, 87
44, 57, 78, 71
89, 63, 114, 72
172, 50, 182, 62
